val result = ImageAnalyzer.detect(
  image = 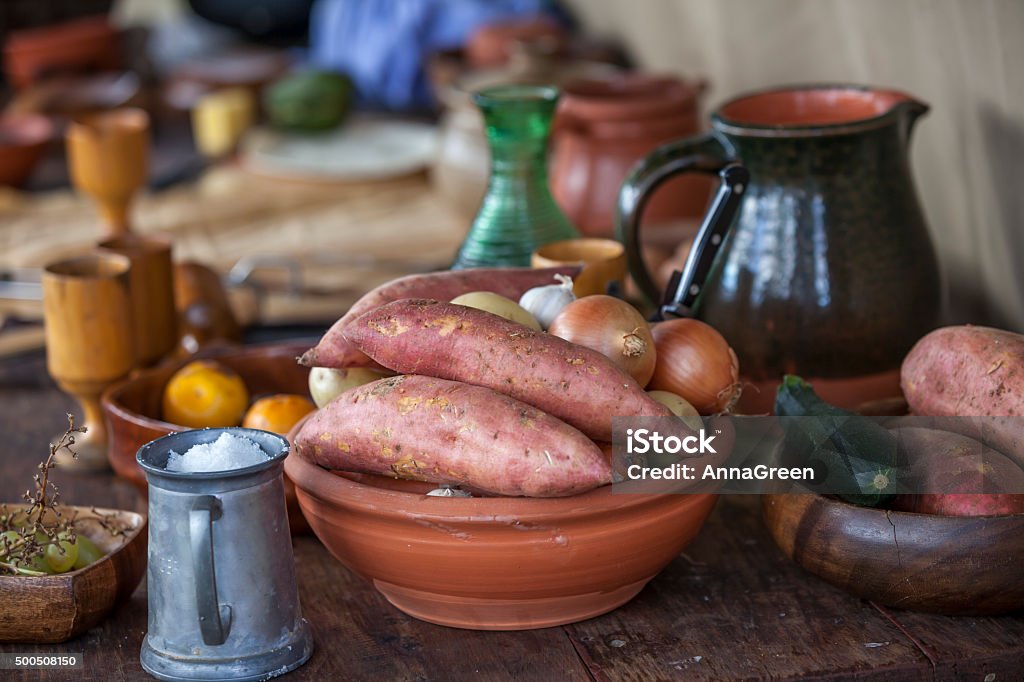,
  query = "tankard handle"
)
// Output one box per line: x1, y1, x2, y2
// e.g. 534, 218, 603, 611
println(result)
190, 495, 233, 646
615, 132, 747, 317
